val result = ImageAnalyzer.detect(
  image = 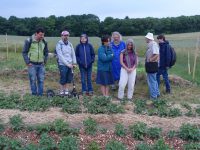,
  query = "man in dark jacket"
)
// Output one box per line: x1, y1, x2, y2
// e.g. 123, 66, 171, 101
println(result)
156, 34, 171, 93
75, 34, 95, 95
22, 27, 48, 96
